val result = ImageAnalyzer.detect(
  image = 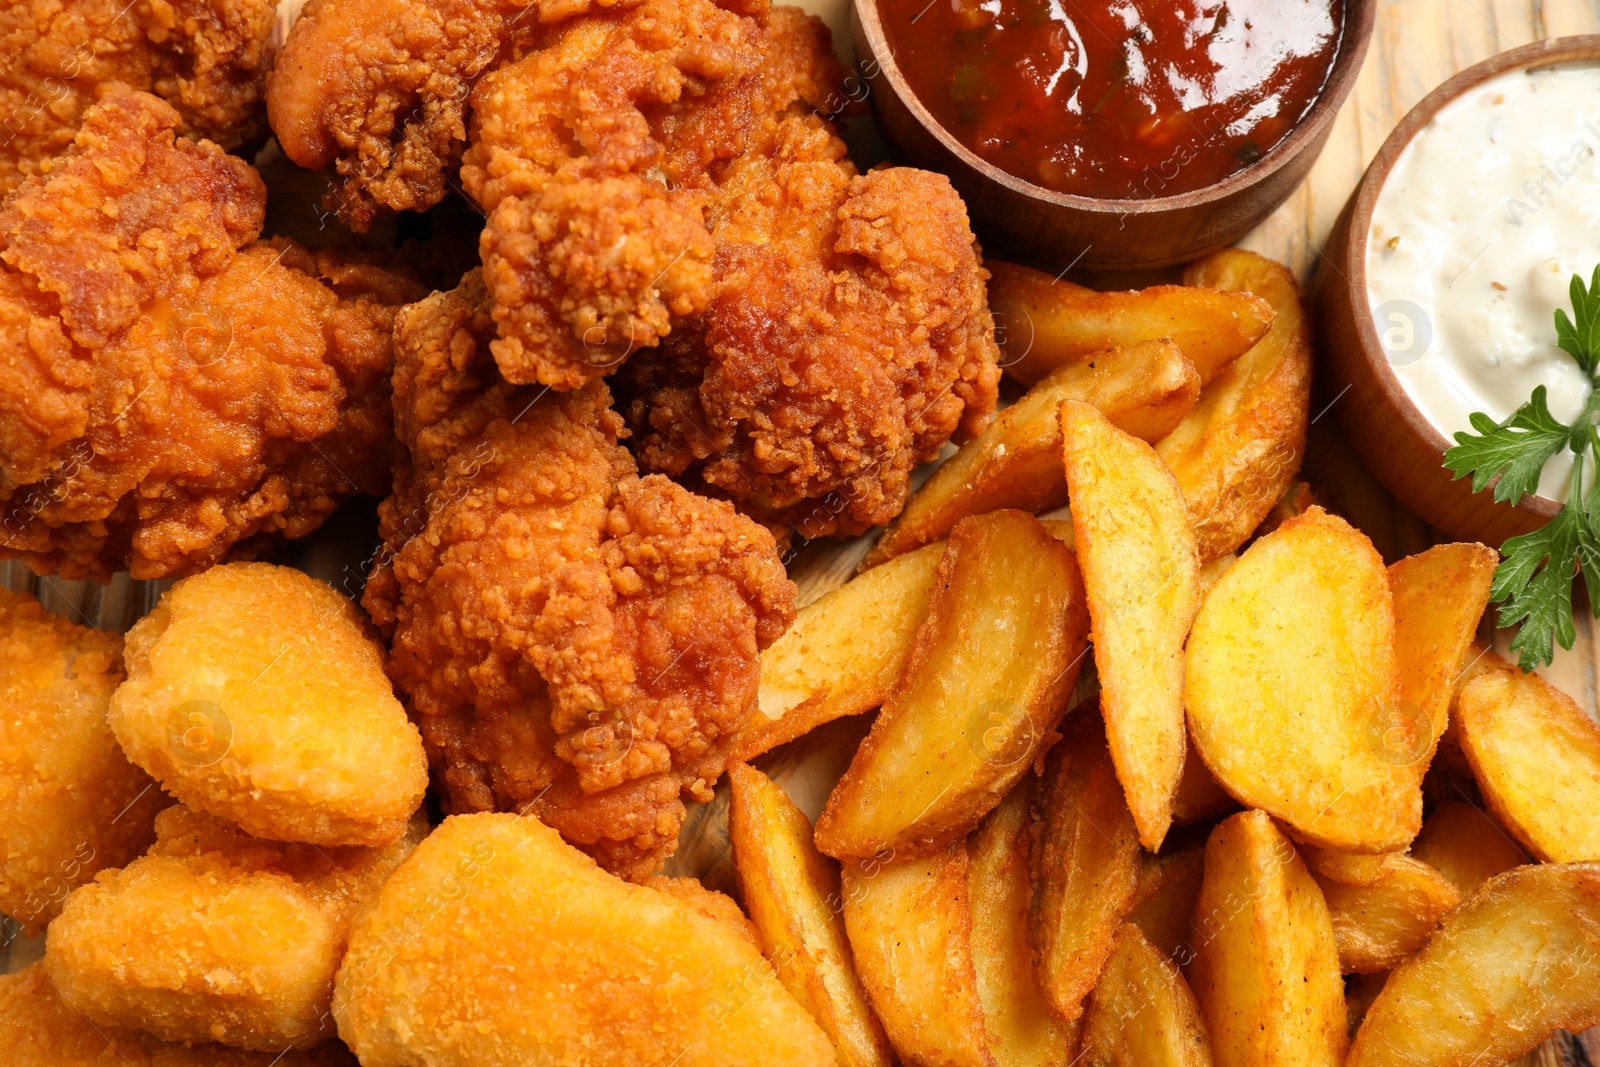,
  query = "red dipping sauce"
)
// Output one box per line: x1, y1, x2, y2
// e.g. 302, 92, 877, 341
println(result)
876, 0, 1344, 200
